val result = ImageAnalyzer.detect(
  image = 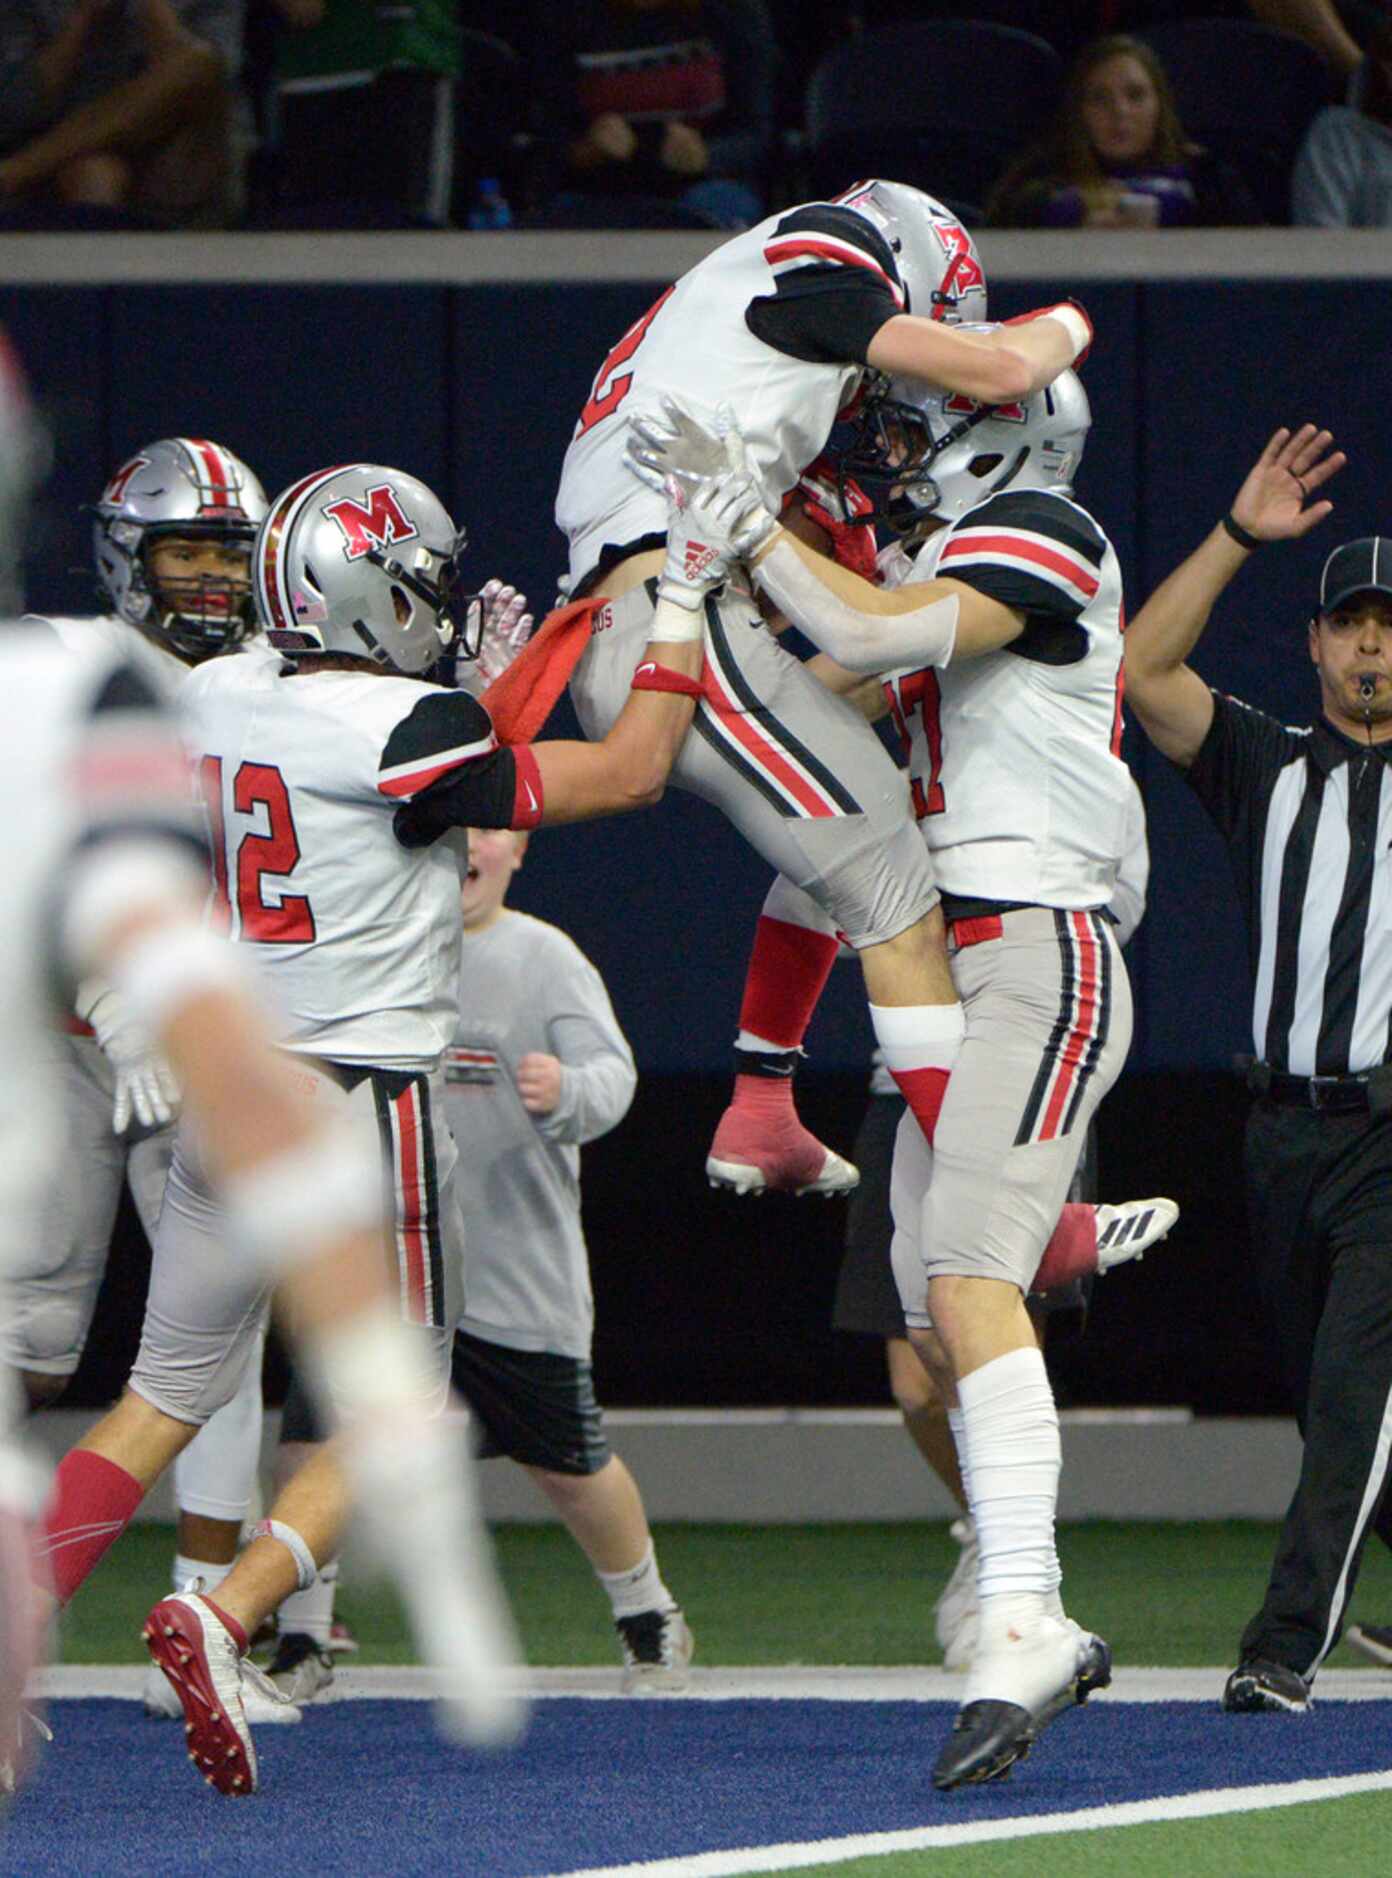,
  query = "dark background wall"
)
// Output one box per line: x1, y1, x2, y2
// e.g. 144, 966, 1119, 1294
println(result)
5, 271, 1383, 1413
